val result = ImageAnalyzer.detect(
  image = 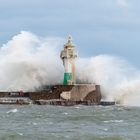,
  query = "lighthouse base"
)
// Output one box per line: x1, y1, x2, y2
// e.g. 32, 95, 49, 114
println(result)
63, 73, 72, 85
